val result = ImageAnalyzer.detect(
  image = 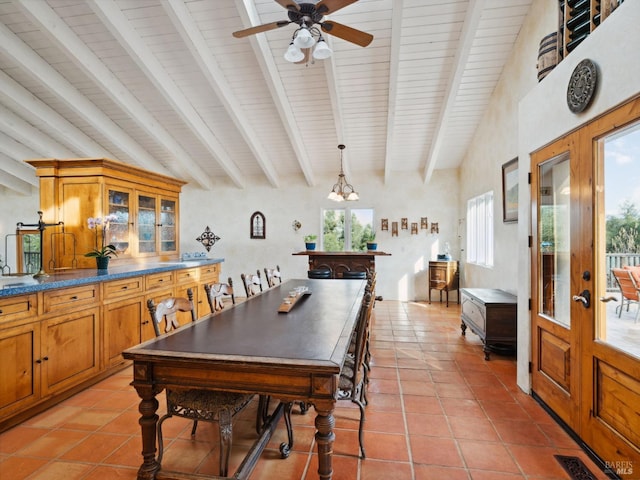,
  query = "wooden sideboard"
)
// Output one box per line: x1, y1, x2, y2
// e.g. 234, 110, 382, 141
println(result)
293, 250, 391, 278
0, 260, 221, 432
460, 288, 517, 360
428, 260, 459, 307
